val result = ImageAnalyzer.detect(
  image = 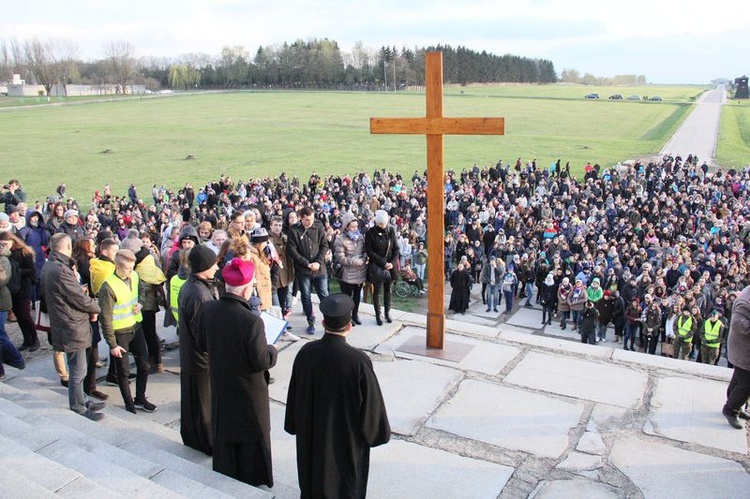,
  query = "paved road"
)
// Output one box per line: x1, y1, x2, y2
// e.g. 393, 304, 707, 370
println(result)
660, 85, 727, 165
